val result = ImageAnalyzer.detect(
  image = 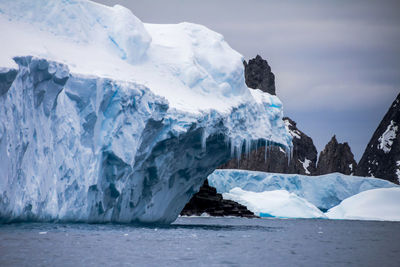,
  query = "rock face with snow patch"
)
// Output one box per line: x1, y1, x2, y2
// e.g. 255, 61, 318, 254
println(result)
0, 0, 291, 224
356, 93, 400, 184
243, 55, 276, 95
316, 135, 357, 175
221, 117, 317, 175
